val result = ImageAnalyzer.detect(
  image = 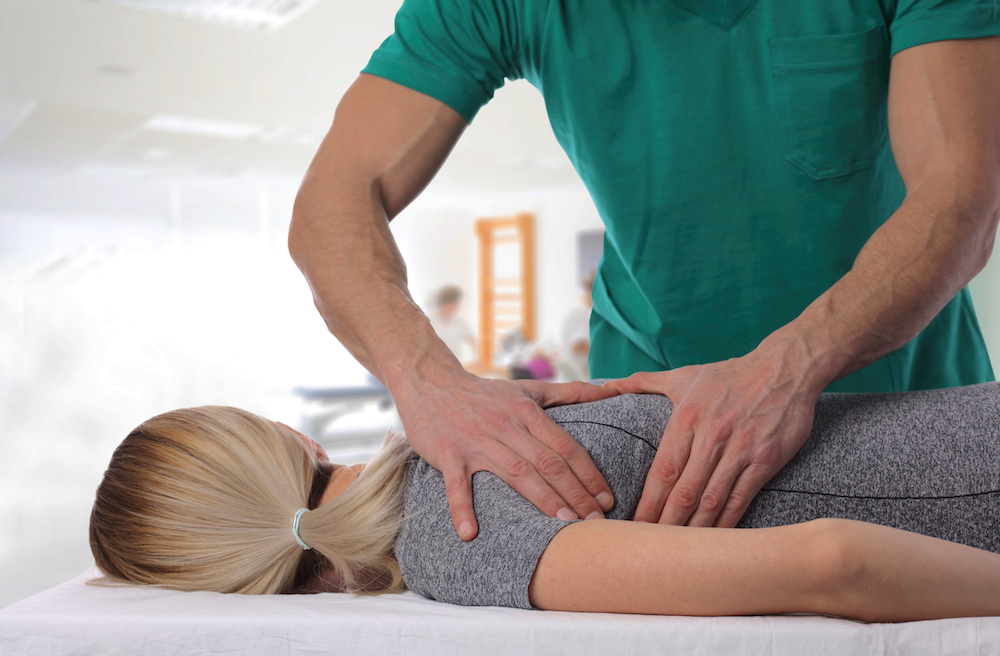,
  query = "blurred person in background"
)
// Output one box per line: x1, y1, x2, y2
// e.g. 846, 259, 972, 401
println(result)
429, 285, 476, 365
